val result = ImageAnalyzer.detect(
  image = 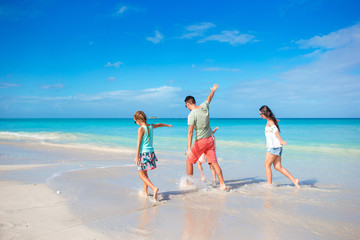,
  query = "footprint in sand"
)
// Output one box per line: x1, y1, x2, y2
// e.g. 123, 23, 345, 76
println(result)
0, 221, 15, 229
